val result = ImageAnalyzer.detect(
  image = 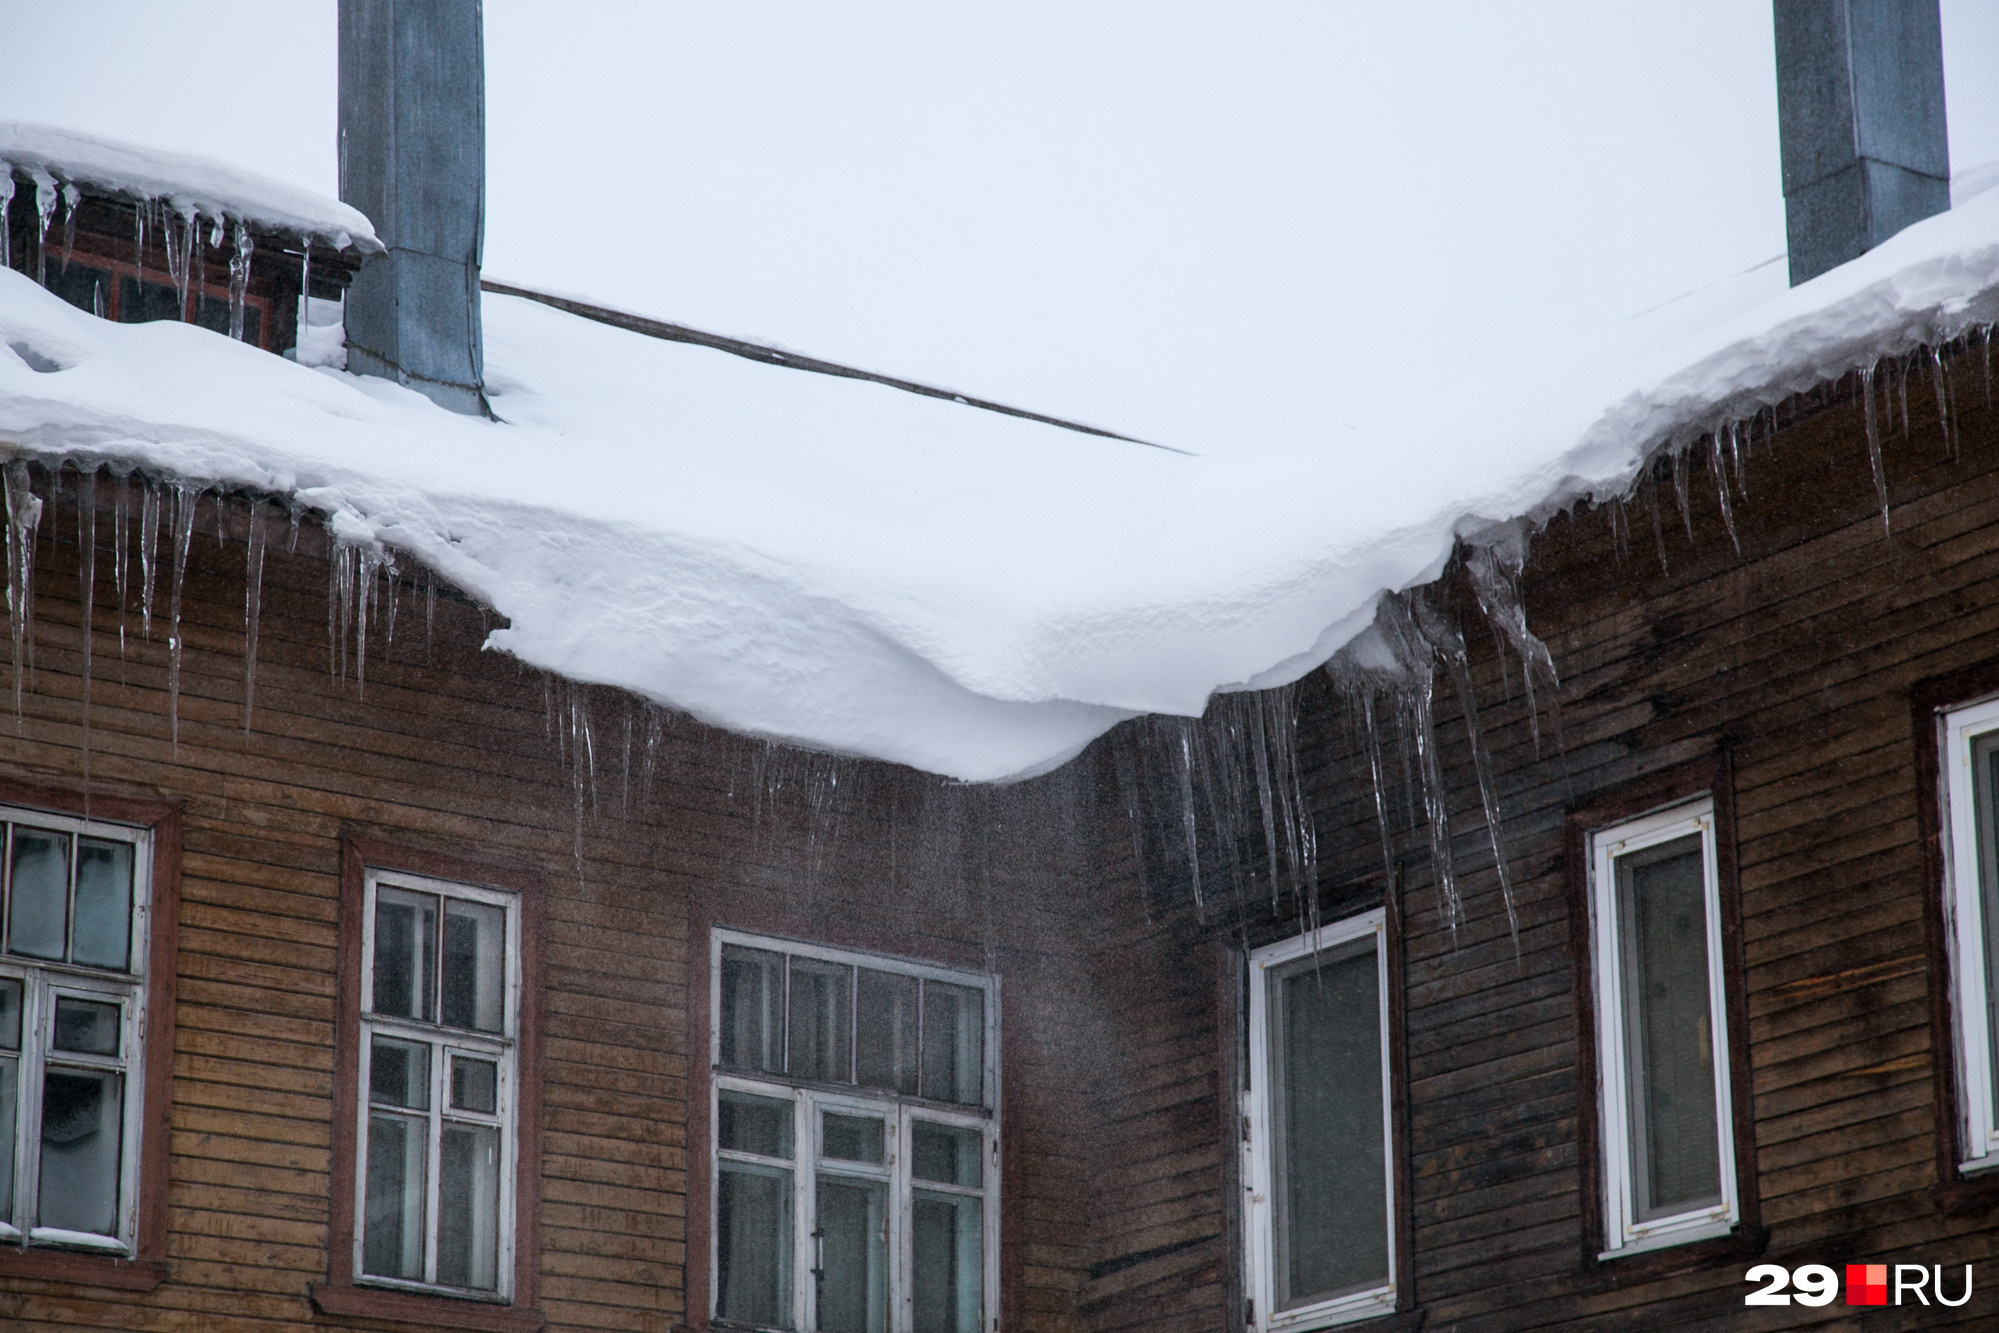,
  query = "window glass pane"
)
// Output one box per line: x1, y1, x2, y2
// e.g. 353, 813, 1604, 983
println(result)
719, 1090, 794, 1159
451, 1055, 499, 1114
1973, 734, 1999, 1109
717, 1162, 793, 1329
822, 1112, 885, 1166
364, 1112, 428, 1280
719, 945, 784, 1074
53, 997, 121, 1057
912, 1121, 982, 1189
856, 968, 918, 1096
8, 828, 69, 961
370, 1037, 432, 1111
438, 1122, 502, 1290
39, 1068, 122, 1237
1270, 943, 1387, 1309
72, 838, 134, 971
920, 982, 984, 1106
0, 978, 20, 1050
789, 958, 853, 1084
441, 898, 505, 1032
0, 1056, 15, 1225
372, 887, 437, 1021
912, 1189, 982, 1333
816, 1175, 888, 1333
1616, 834, 1723, 1221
